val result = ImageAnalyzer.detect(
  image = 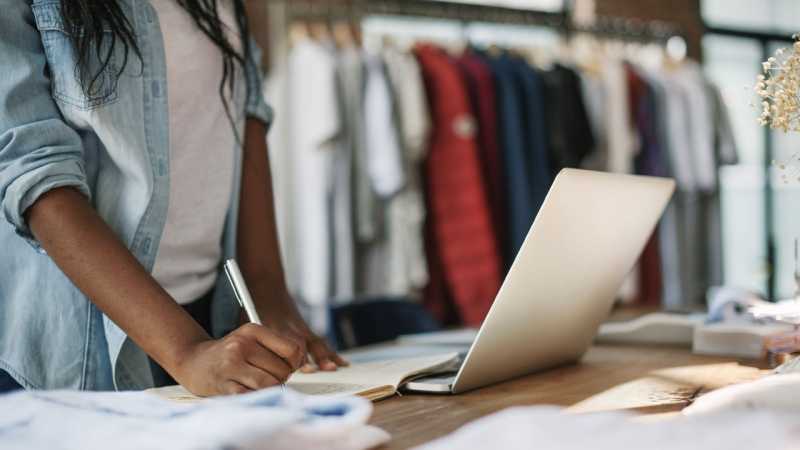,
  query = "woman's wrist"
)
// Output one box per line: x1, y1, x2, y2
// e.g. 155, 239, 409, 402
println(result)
151, 312, 212, 381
